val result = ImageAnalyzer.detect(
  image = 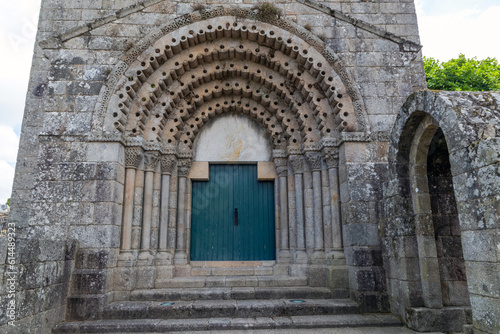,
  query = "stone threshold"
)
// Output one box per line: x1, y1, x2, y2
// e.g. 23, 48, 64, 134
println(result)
190, 261, 276, 268
155, 275, 308, 289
